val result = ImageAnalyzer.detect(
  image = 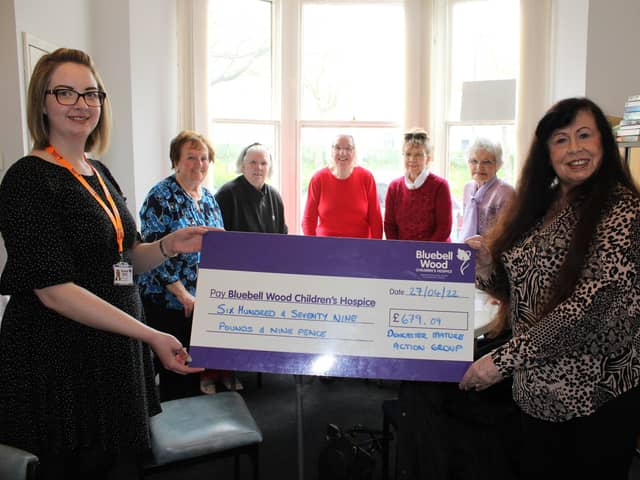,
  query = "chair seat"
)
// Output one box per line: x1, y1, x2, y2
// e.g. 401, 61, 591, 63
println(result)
149, 391, 263, 466
0, 443, 39, 480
